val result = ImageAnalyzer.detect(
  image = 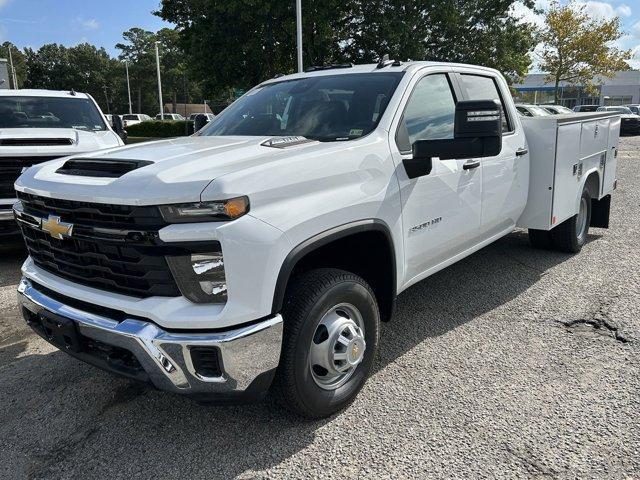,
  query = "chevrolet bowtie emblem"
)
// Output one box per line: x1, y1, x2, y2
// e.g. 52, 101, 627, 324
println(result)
41, 215, 73, 240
